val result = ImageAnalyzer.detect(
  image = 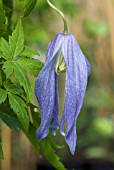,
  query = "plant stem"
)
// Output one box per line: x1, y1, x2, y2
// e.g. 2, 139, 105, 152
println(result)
47, 0, 69, 34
